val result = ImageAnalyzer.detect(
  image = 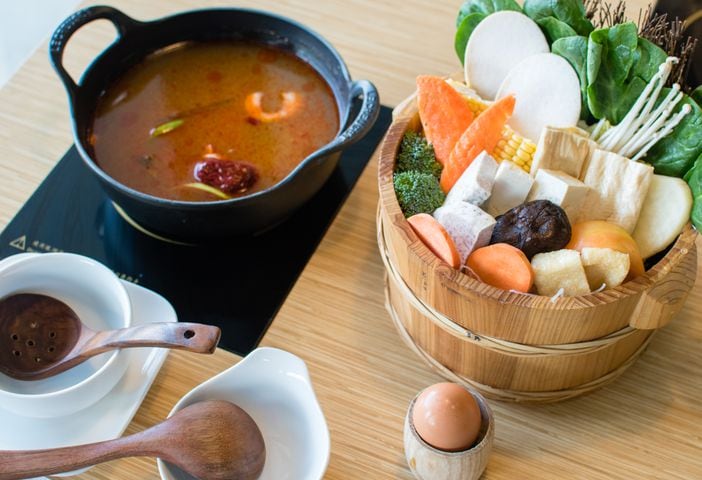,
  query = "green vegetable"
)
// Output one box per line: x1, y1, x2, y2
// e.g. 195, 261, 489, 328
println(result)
535, 17, 578, 44
691, 86, 702, 107
552, 35, 590, 119
585, 23, 667, 125
523, 0, 594, 40
684, 153, 702, 231
394, 171, 446, 218
455, 13, 486, 65
181, 182, 231, 200
646, 94, 702, 177
396, 132, 442, 179
150, 119, 184, 137
456, 0, 521, 27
